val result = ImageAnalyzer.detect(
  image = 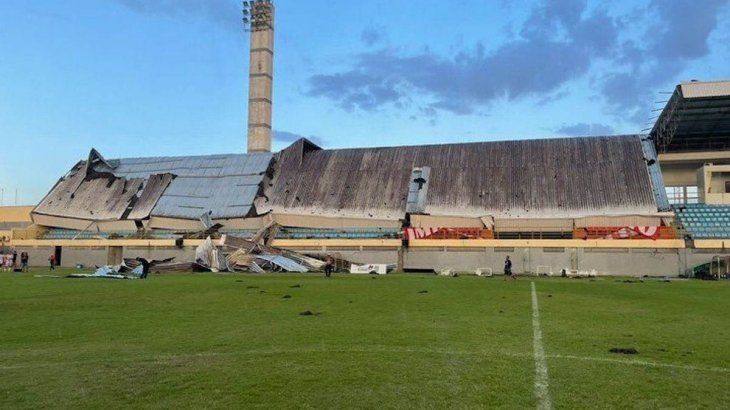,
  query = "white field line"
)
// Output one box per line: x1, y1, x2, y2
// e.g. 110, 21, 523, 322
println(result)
531, 281, 553, 410
548, 354, 730, 374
